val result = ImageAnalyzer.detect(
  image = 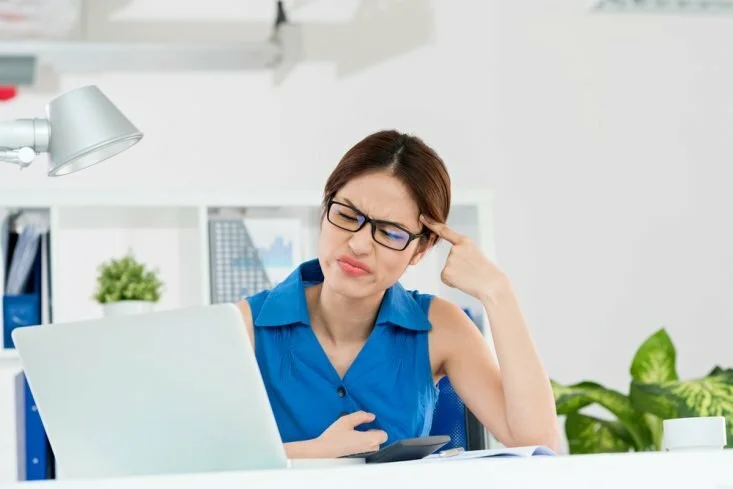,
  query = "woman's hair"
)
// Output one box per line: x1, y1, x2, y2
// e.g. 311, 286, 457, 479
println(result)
322, 130, 451, 244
